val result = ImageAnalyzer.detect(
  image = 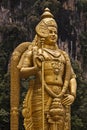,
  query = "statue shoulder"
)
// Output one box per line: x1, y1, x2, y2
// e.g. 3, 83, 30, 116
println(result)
59, 49, 69, 57
59, 50, 70, 61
